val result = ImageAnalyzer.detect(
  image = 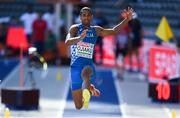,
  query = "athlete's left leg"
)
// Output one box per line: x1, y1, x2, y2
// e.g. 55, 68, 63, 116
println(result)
81, 65, 100, 96
81, 65, 100, 108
